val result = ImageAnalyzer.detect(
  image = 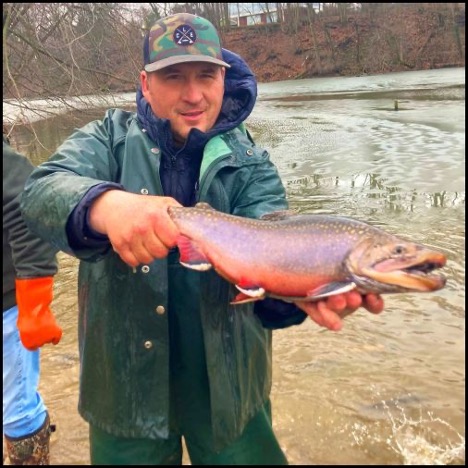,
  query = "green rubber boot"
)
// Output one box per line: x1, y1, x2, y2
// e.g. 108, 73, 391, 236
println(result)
4, 413, 55, 465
